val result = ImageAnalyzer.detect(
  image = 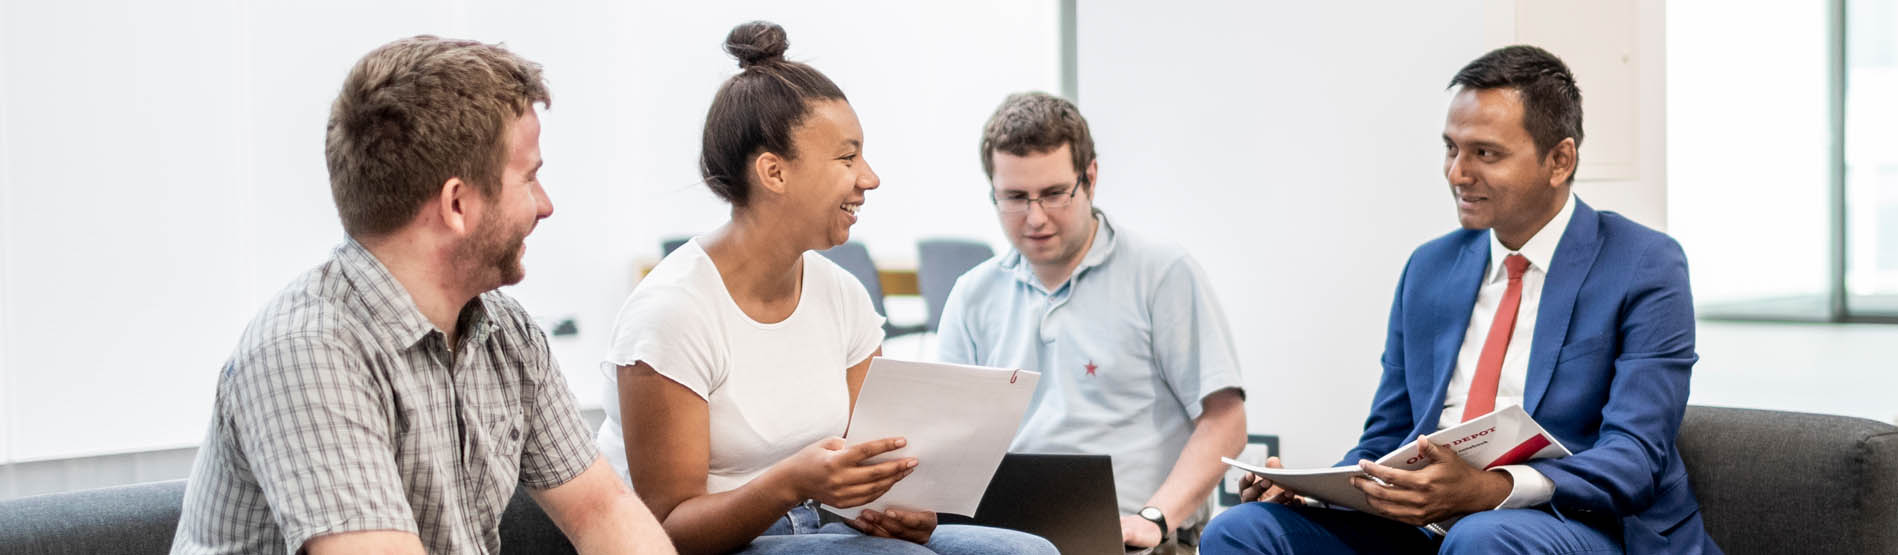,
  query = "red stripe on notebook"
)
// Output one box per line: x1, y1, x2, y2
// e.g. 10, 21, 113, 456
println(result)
1484, 435, 1553, 469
